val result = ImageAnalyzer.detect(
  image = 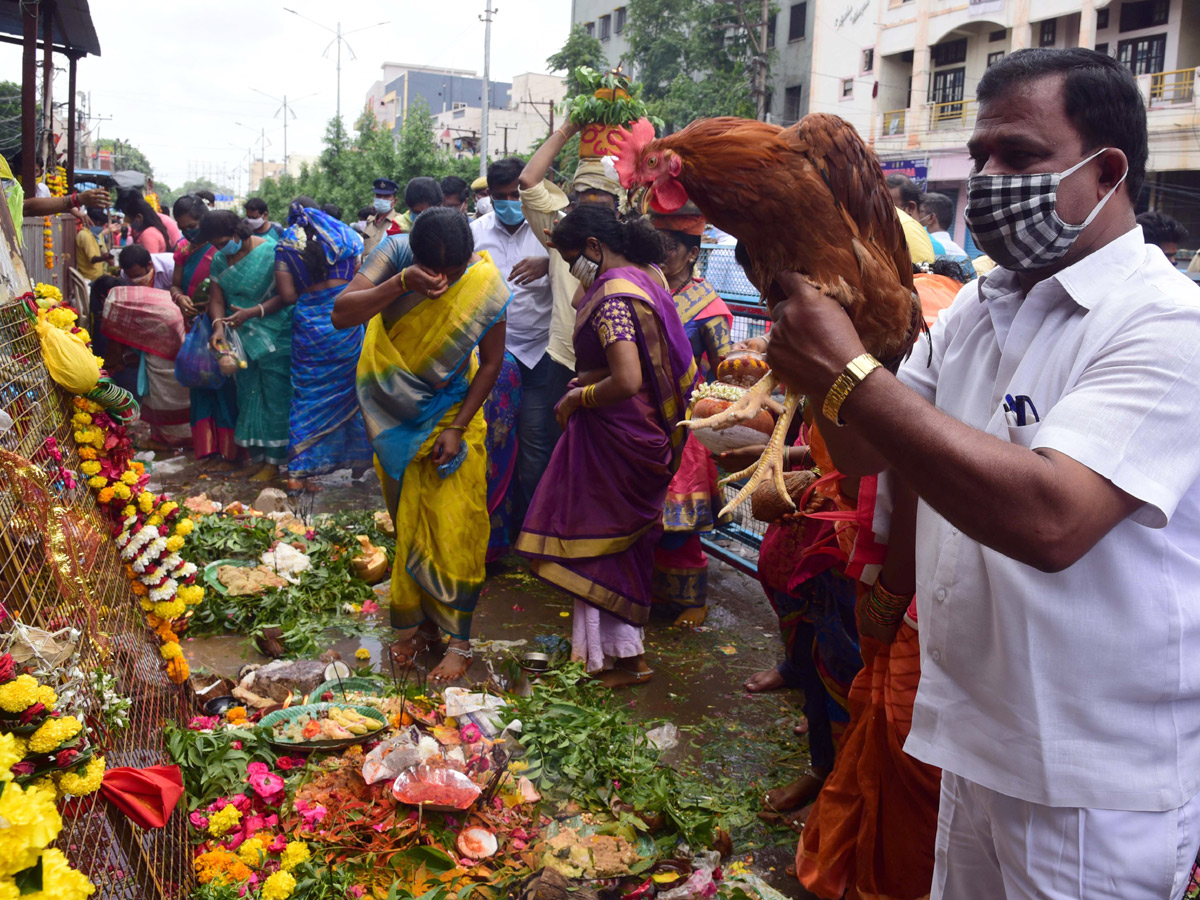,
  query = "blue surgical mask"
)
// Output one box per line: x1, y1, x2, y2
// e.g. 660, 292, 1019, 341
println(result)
220, 238, 242, 257
182, 227, 200, 241
88, 225, 103, 236
373, 198, 392, 216
492, 199, 525, 226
